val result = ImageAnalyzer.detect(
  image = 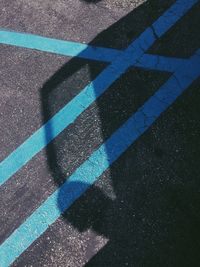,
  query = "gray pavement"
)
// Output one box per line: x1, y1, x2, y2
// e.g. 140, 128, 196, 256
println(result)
0, 0, 200, 266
